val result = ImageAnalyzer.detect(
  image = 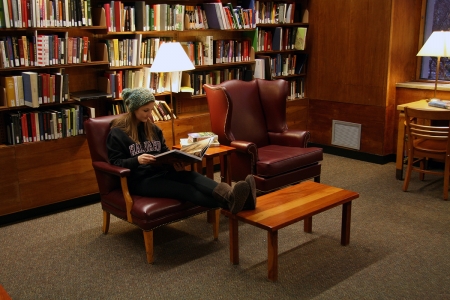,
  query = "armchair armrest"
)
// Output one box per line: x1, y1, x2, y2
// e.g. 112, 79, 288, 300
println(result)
230, 140, 258, 156
268, 130, 311, 148
230, 140, 259, 175
92, 161, 131, 177
92, 161, 134, 222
